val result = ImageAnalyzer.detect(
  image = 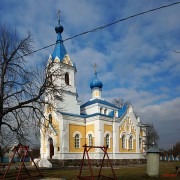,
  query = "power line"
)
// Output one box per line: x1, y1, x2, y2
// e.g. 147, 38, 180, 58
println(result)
63, 2, 180, 42
16, 1, 180, 59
